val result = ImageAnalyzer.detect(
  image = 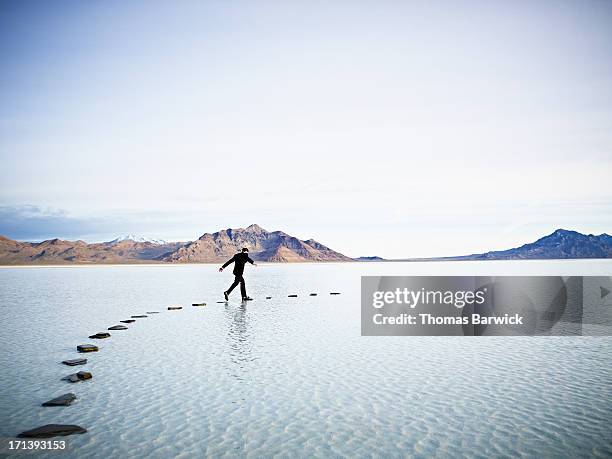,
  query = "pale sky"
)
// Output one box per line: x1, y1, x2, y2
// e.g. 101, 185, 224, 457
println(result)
1, 0, 611, 258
